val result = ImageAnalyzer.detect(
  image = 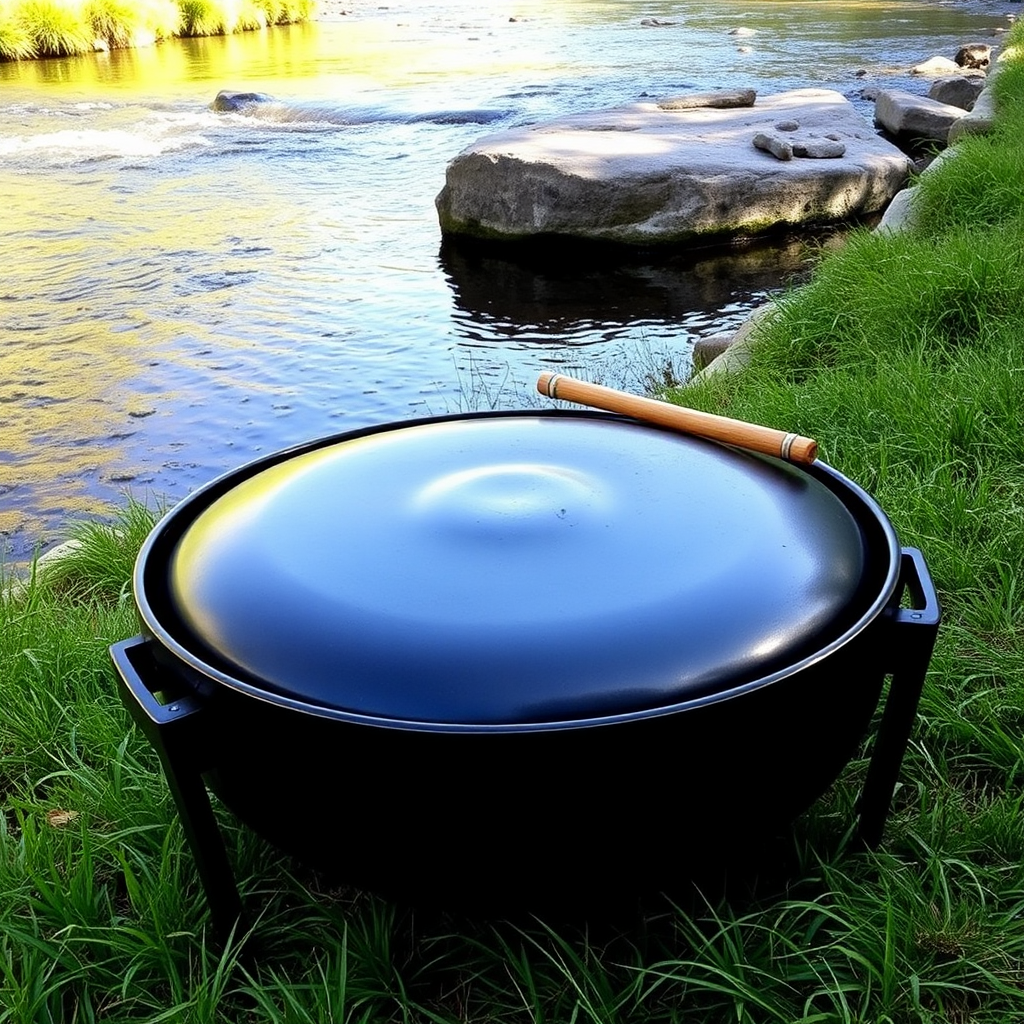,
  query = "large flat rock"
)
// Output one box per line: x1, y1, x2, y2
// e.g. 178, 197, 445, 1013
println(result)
435, 89, 914, 247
